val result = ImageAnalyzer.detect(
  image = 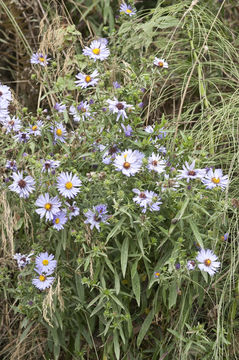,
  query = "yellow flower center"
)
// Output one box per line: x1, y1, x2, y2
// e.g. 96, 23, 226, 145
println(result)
65, 181, 73, 189
39, 56, 45, 62
39, 275, 46, 282
85, 75, 91, 83
204, 259, 211, 267
81, 107, 86, 113
32, 125, 38, 131
42, 259, 49, 265
45, 203, 52, 210
123, 161, 131, 169
55, 218, 60, 224
92, 48, 100, 55
158, 61, 164, 67
56, 129, 62, 136
155, 272, 160, 277
126, 9, 132, 13
212, 177, 220, 184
